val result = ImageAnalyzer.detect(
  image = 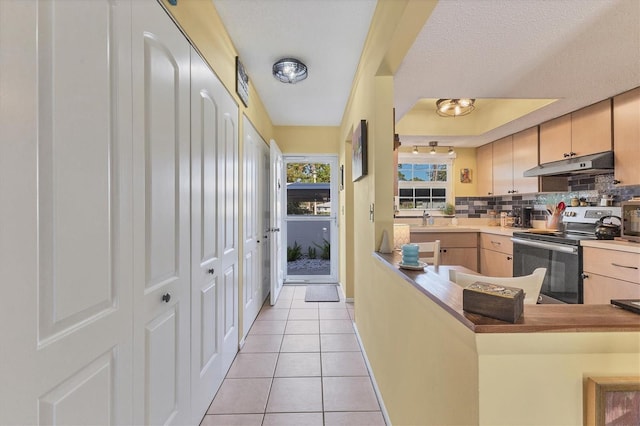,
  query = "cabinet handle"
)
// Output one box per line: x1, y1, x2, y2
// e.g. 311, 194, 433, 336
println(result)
161, 293, 171, 303
581, 273, 589, 279
207, 268, 214, 274
507, 256, 512, 260
491, 240, 501, 245
487, 192, 493, 196
563, 153, 571, 158
613, 179, 621, 185
569, 151, 576, 157
611, 263, 639, 270
440, 249, 447, 253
